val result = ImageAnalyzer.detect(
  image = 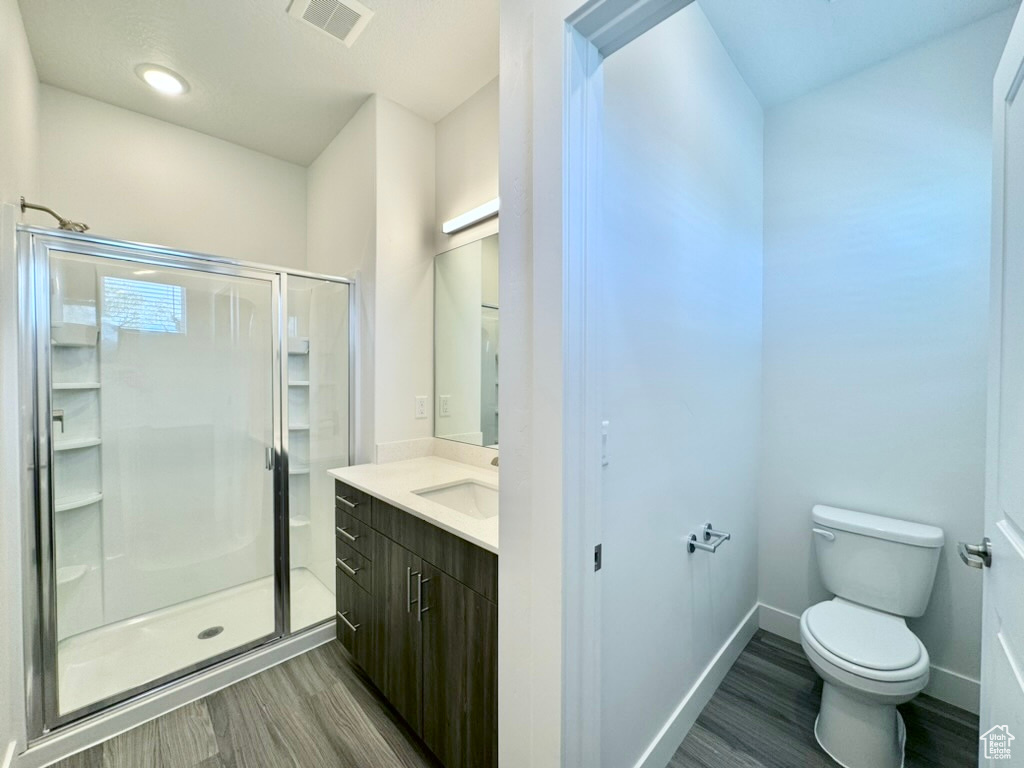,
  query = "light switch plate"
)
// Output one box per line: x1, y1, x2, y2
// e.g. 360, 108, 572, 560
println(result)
415, 396, 428, 419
